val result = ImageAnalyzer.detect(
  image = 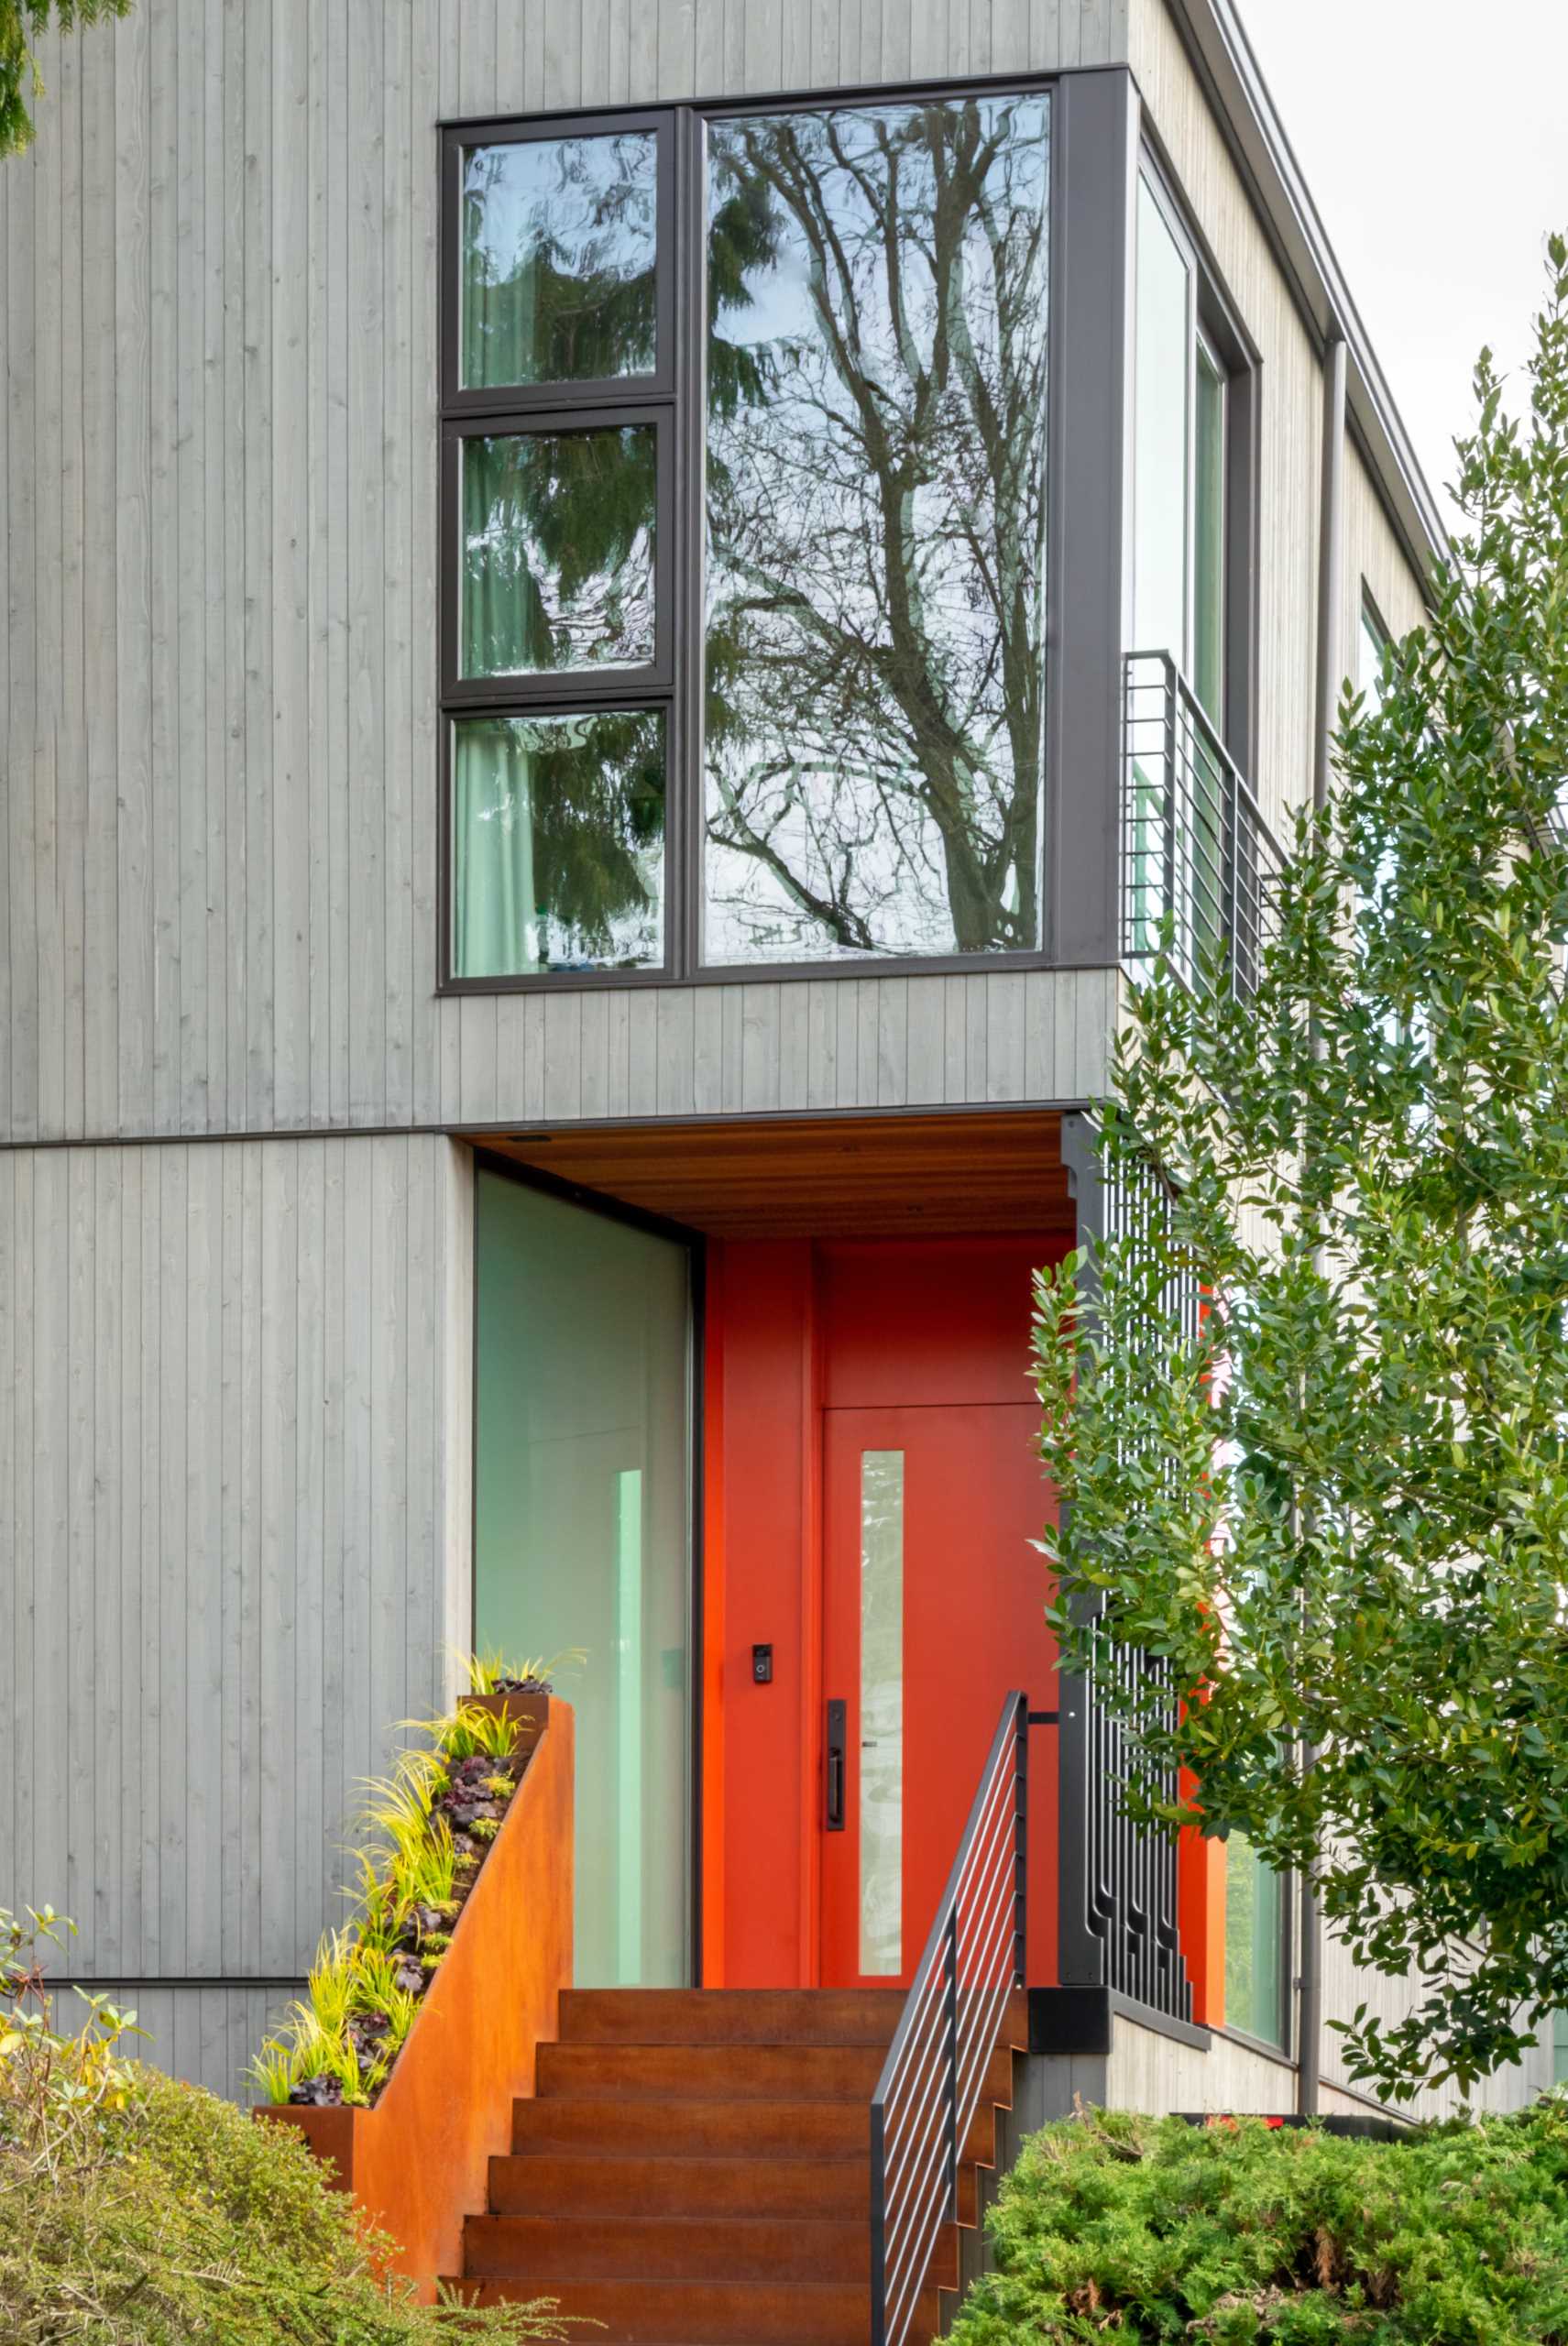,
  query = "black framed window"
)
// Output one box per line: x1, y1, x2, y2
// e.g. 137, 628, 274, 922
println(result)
441, 113, 677, 983
440, 84, 1055, 990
